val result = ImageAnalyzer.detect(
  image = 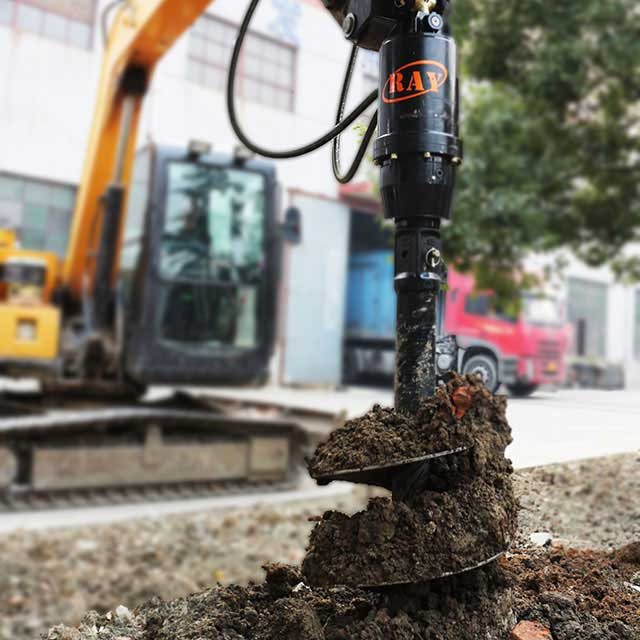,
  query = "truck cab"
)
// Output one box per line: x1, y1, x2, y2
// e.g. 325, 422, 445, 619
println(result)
443, 270, 571, 396
344, 251, 571, 396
